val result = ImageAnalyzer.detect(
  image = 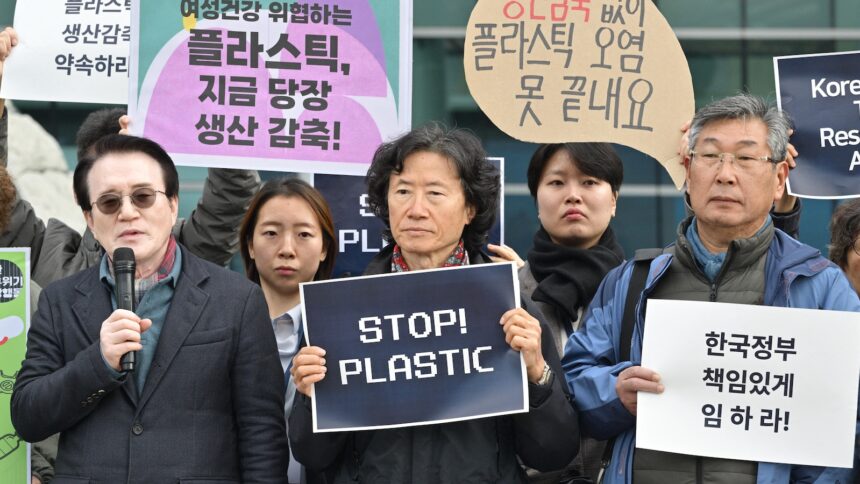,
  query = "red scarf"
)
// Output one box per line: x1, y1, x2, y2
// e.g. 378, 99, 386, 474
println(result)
390, 240, 468, 272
